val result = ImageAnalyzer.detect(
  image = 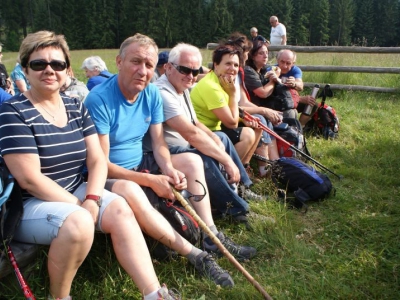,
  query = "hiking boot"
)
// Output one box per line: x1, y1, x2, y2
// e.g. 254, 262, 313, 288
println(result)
231, 214, 252, 230
203, 232, 257, 261
155, 283, 181, 300
194, 251, 234, 287
238, 184, 265, 201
